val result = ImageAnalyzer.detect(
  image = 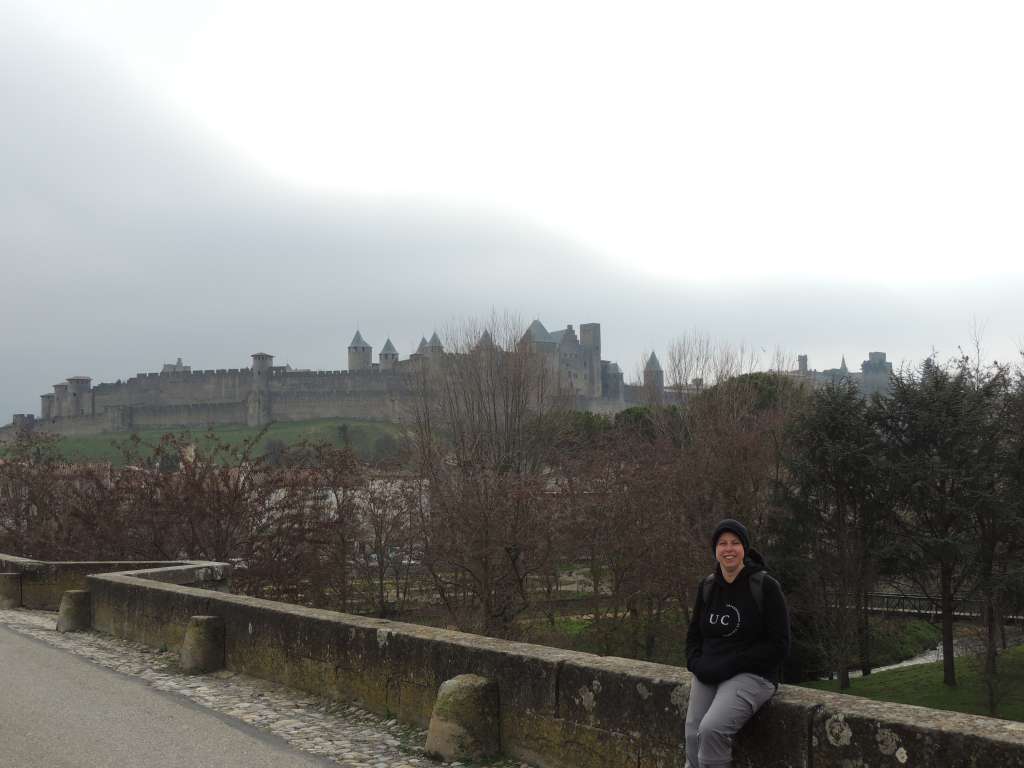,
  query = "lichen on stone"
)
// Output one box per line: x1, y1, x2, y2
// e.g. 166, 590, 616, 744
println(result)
636, 683, 651, 700
670, 685, 687, 715
895, 746, 908, 764
577, 685, 596, 712
876, 727, 900, 756
826, 713, 853, 747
